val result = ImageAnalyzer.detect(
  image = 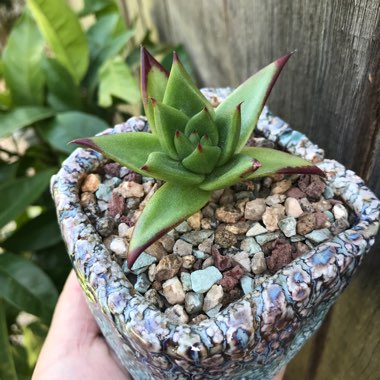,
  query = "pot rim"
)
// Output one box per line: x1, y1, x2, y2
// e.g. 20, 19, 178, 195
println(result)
51, 87, 380, 365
